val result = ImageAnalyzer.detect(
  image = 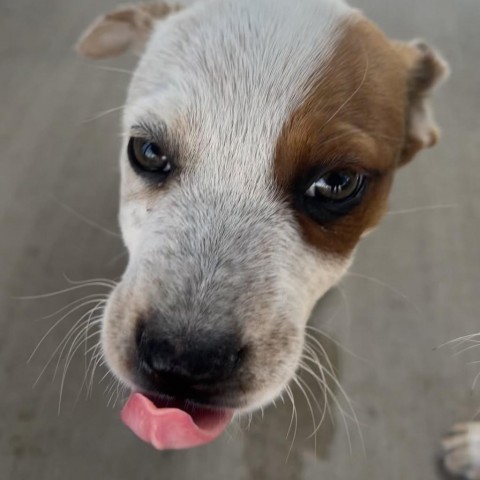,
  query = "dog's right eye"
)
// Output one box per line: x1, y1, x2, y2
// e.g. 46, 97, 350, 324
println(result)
127, 137, 173, 181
